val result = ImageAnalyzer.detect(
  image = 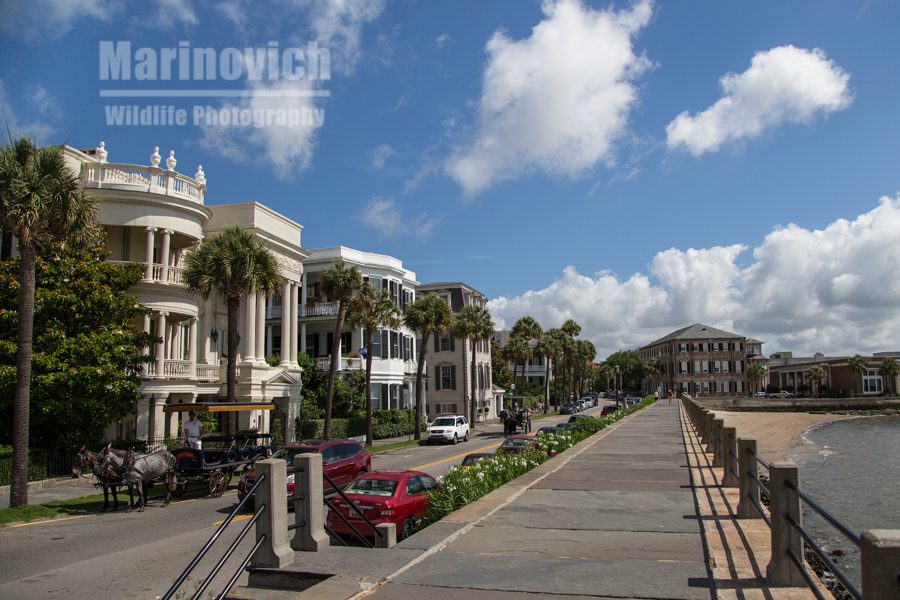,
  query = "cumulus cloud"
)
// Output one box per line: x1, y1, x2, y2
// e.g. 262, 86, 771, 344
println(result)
488, 196, 900, 358
446, 0, 653, 195
358, 198, 439, 241
0, 0, 114, 39
304, 0, 386, 74
0, 80, 61, 142
369, 144, 395, 169
666, 45, 852, 156
435, 33, 453, 49
157, 0, 198, 28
